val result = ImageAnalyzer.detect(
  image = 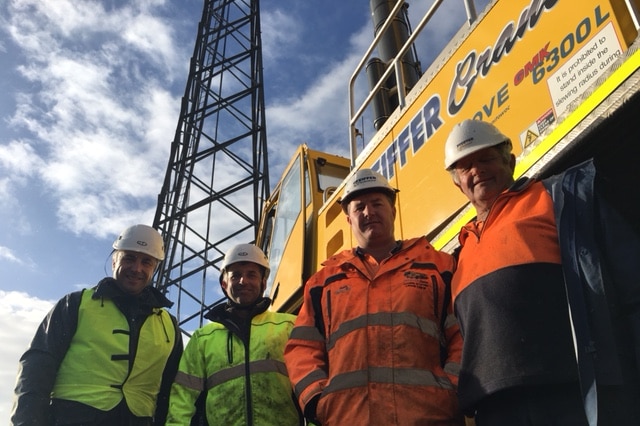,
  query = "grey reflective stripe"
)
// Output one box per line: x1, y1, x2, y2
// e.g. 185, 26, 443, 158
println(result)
323, 367, 454, 396
290, 325, 325, 342
294, 369, 328, 398
327, 311, 438, 350
205, 359, 288, 390
444, 312, 458, 329
444, 361, 461, 377
174, 370, 205, 391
